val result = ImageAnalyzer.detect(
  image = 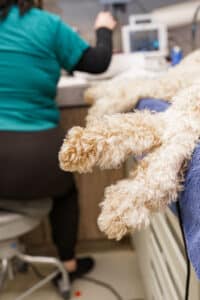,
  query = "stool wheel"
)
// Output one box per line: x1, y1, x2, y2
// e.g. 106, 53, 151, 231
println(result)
54, 274, 71, 300
60, 290, 71, 300
15, 261, 29, 274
